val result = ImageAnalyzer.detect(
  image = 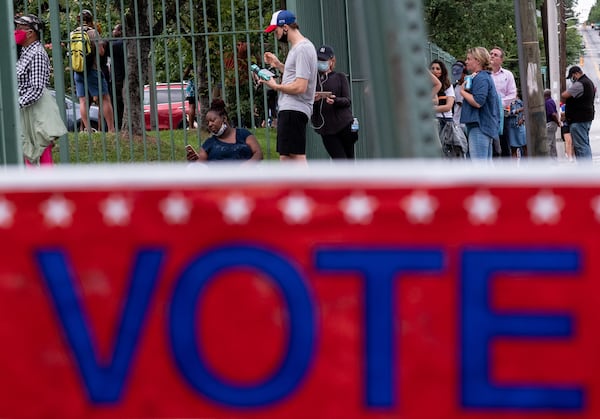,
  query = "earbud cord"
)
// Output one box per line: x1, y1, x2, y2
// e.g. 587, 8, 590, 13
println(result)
311, 72, 328, 130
